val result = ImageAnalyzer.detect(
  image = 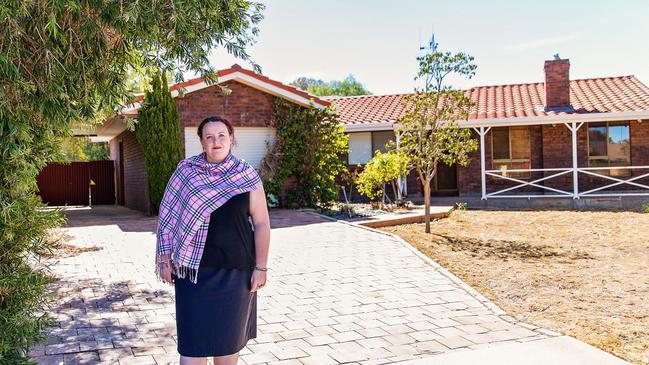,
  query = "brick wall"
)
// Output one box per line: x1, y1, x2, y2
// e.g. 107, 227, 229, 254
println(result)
631, 120, 649, 166
541, 124, 573, 191
112, 129, 152, 215
176, 81, 274, 129
630, 120, 649, 190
